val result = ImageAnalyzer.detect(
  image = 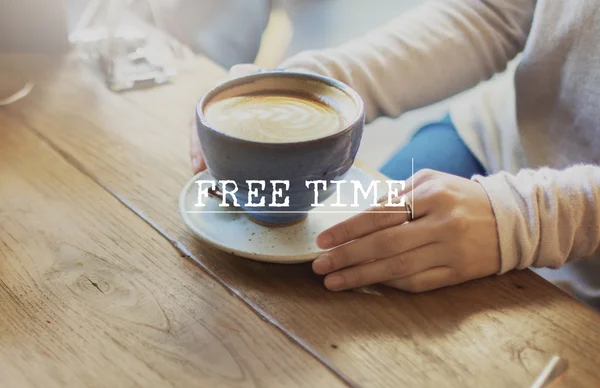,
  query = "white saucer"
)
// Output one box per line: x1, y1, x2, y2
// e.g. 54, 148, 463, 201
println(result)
179, 165, 390, 264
